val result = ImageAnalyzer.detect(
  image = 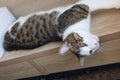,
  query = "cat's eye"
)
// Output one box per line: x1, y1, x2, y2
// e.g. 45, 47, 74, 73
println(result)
79, 42, 87, 47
